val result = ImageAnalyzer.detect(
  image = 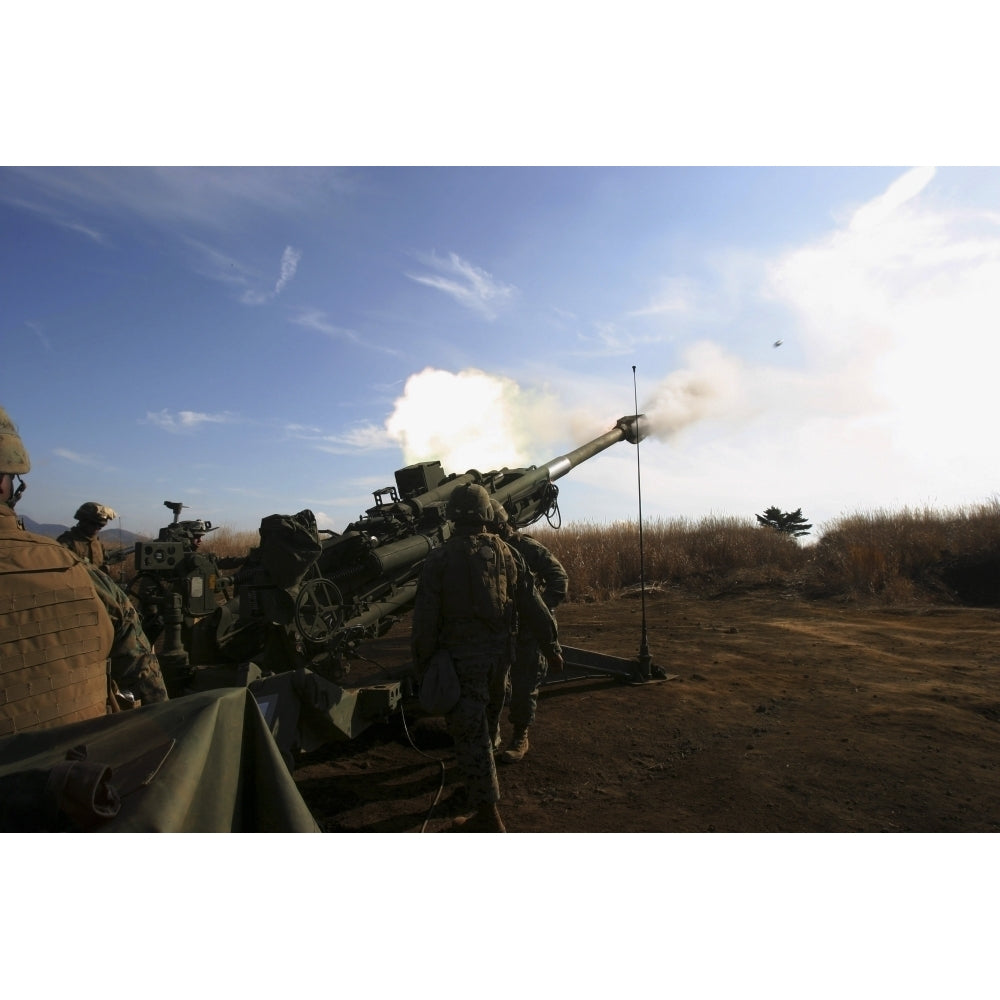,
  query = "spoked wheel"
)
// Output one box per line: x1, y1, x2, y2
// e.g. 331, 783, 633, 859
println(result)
294, 577, 345, 643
